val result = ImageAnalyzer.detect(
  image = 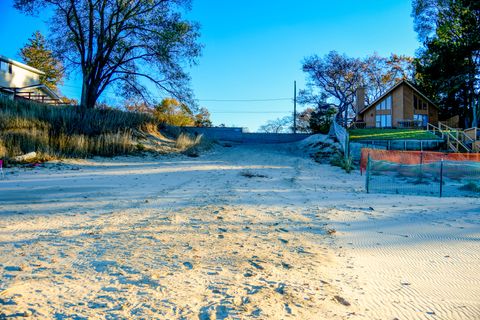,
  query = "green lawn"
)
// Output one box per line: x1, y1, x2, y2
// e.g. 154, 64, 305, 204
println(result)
349, 128, 441, 141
